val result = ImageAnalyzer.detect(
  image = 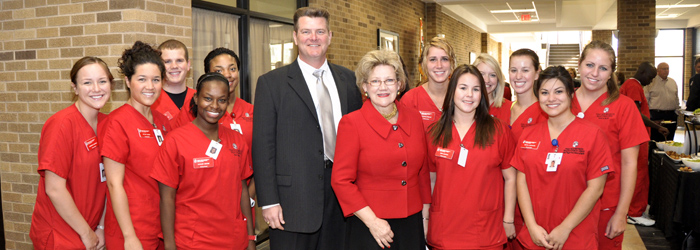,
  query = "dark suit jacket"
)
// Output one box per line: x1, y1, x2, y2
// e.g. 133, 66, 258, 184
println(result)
252, 60, 362, 233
